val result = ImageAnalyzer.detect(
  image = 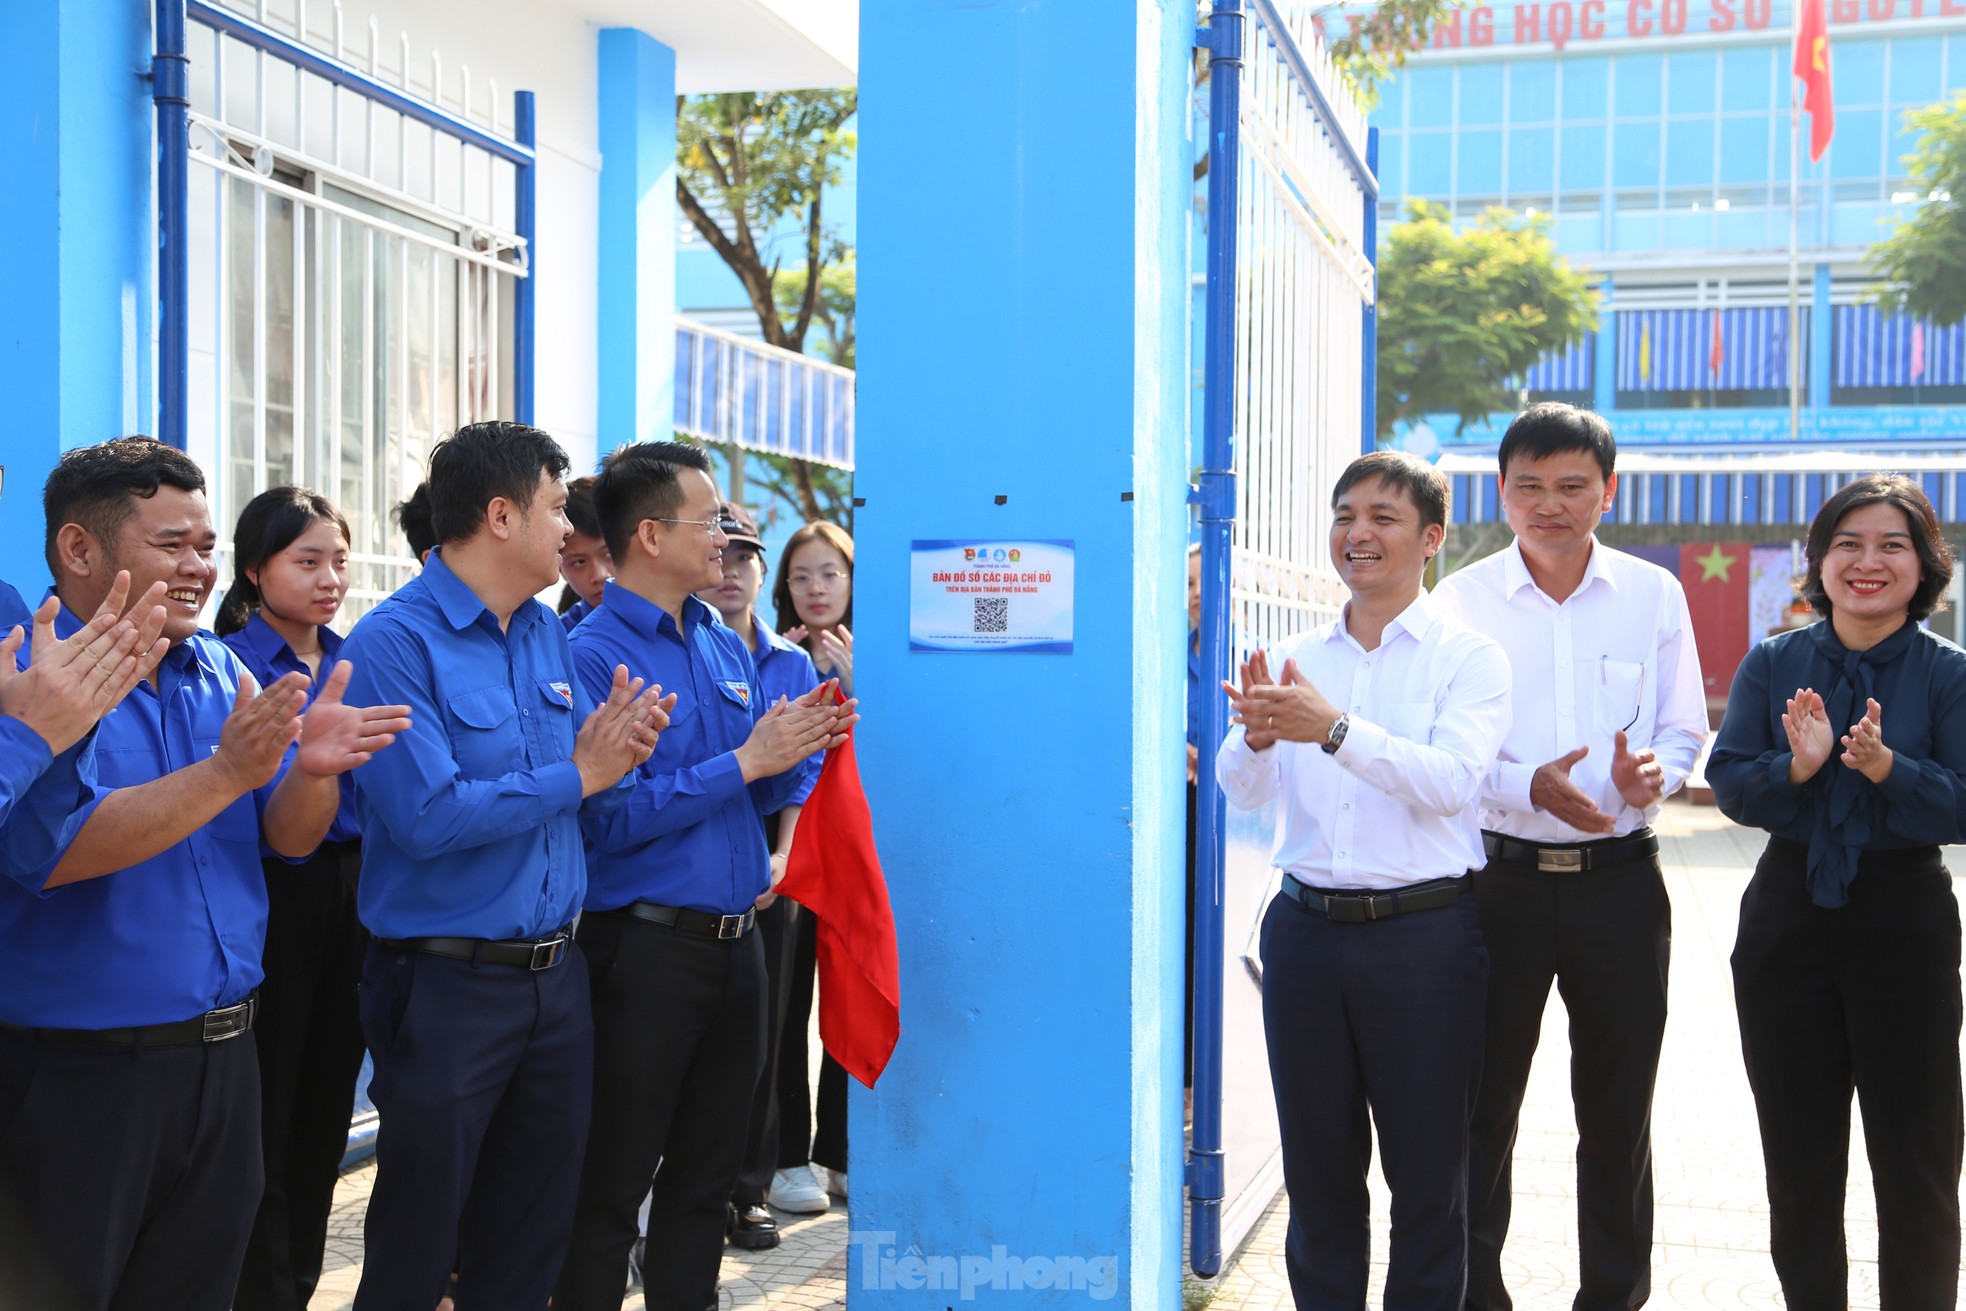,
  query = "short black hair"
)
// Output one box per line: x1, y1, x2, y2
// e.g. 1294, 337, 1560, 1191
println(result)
393, 482, 437, 559
1331, 450, 1451, 531
43, 436, 207, 575
427, 421, 571, 546
593, 441, 714, 561
1803, 475, 1955, 621
1497, 402, 1617, 481
565, 475, 604, 542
